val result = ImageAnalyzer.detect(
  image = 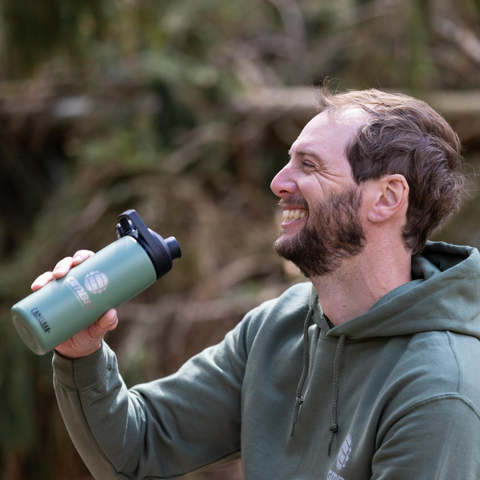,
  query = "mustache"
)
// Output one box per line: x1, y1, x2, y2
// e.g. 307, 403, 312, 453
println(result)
278, 197, 309, 209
